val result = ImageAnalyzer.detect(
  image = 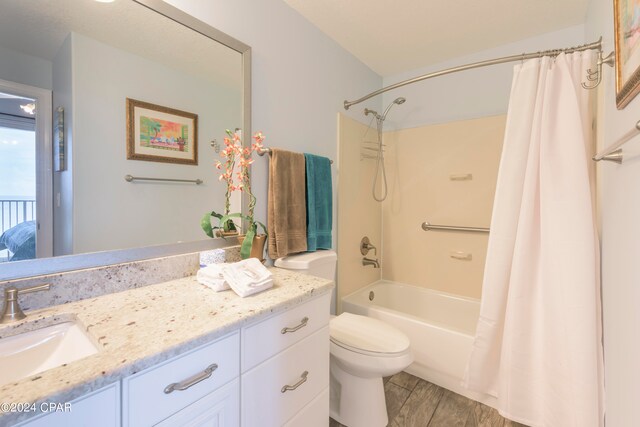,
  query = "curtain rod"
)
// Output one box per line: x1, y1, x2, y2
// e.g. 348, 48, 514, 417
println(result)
344, 37, 614, 110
